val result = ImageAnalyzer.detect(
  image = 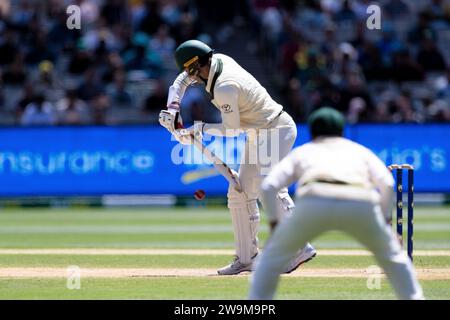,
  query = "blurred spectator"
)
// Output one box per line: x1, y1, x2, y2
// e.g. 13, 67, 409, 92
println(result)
9, 0, 33, 30
358, 42, 391, 81
330, 42, 363, 86
279, 33, 302, 79
416, 33, 447, 72
0, 1, 10, 17
351, 0, 372, 21
47, 10, 81, 53
130, 0, 148, 30
391, 49, 425, 82
139, 0, 164, 36
0, 30, 19, 65
437, 67, 450, 100
56, 90, 91, 125
20, 94, 57, 126
408, 11, 437, 45
350, 21, 366, 49
386, 90, 420, 123
310, 77, 342, 111
334, 0, 357, 23
429, 0, 449, 24
0, 85, 5, 110
320, 23, 338, 67
383, 0, 411, 19
284, 77, 306, 122
373, 91, 396, 123
142, 79, 166, 123
260, 6, 283, 48
122, 32, 163, 78
77, 68, 105, 102
338, 71, 374, 116
76, 0, 100, 29
25, 29, 56, 66
320, 0, 342, 15
106, 71, 133, 108
82, 18, 122, 54
297, 0, 331, 29
91, 94, 110, 125
347, 97, 370, 124
15, 82, 35, 119
426, 99, 450, 122
68, 42, 94, 75
32, 60, 65, 103
149, 24, 176, 69
159, 0, 185, 27
173, 6, 202, 44
377, 23, 403, 67
101, 0, 130, 26
101, 52, 126, 83
295, 47, 327, 89
2, 55, 27, 86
